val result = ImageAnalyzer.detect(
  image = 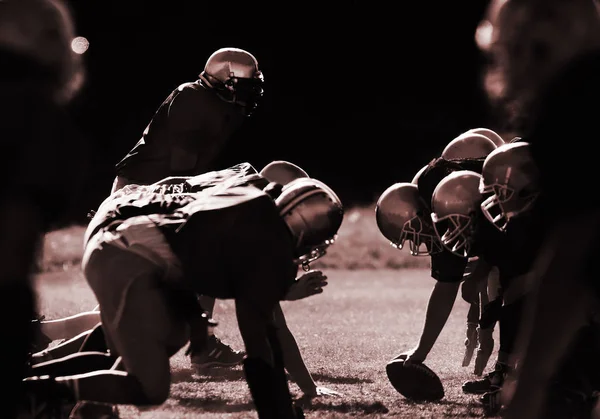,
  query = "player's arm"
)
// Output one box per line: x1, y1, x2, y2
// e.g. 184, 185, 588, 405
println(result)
271, 303, 341, 398
407, 280, 461, 363
166, 87, 211, 173
399, 251, 467, 364
236, 298, 301, 418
